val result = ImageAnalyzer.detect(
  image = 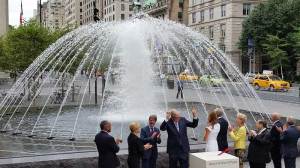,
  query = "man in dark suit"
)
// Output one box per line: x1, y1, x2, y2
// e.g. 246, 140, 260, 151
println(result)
248, 120, 271, 168
160, 107, 198, 168
140, 115, 161, 168
95, 120, 122, 168
269, 113, 283, 168
281, 117, 300, 168
215, 108, 229, 152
